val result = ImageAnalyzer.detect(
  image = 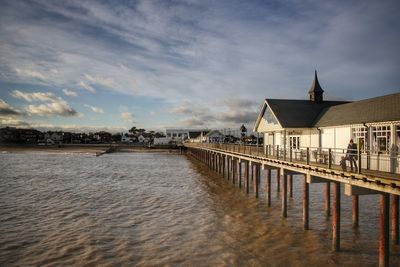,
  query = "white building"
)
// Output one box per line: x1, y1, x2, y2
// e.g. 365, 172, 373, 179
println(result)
254, 72, 400, 173
204, 130, 225, 143
165, 128, 209, 142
